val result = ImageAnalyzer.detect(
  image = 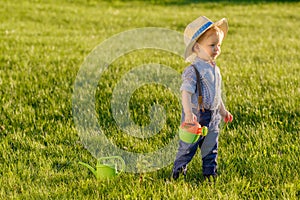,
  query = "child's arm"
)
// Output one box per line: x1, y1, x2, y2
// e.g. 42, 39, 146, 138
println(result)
182, 90, 197, 123
220, 99, 233, 123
